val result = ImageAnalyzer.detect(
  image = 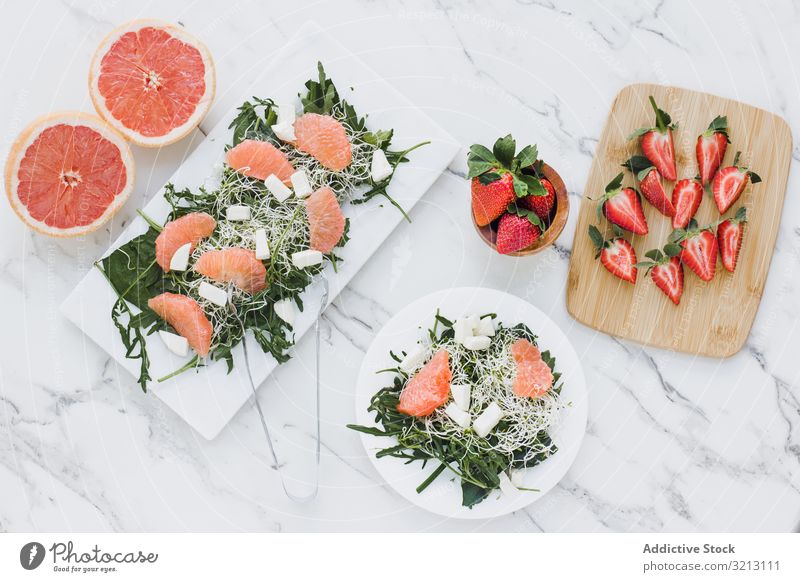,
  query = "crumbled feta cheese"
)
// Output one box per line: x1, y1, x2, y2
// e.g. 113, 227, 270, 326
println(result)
473, 401, 503, 438
444, 403, 471, 429
370, 149, 393, 182
509, 468, 526, 488
453, 317, 474, 344
169, 242, 192, 272
254, 229, 270, 260
291, 249, 323, 269
264, 174, 293, 202
226, 205, 251, 221
498, 471, 521, 498
271, 121, 296, 142
476, 316, 496, 337
462, 335, 491, 351
465, 314, 480, 332
274, 298, 295, 326
399, 346, 426, 374
290, 170, 312, 198
198, 281, 228, 307
276, 102, 296, 125
158, 330, 188, 357
450, 383, 471, 411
